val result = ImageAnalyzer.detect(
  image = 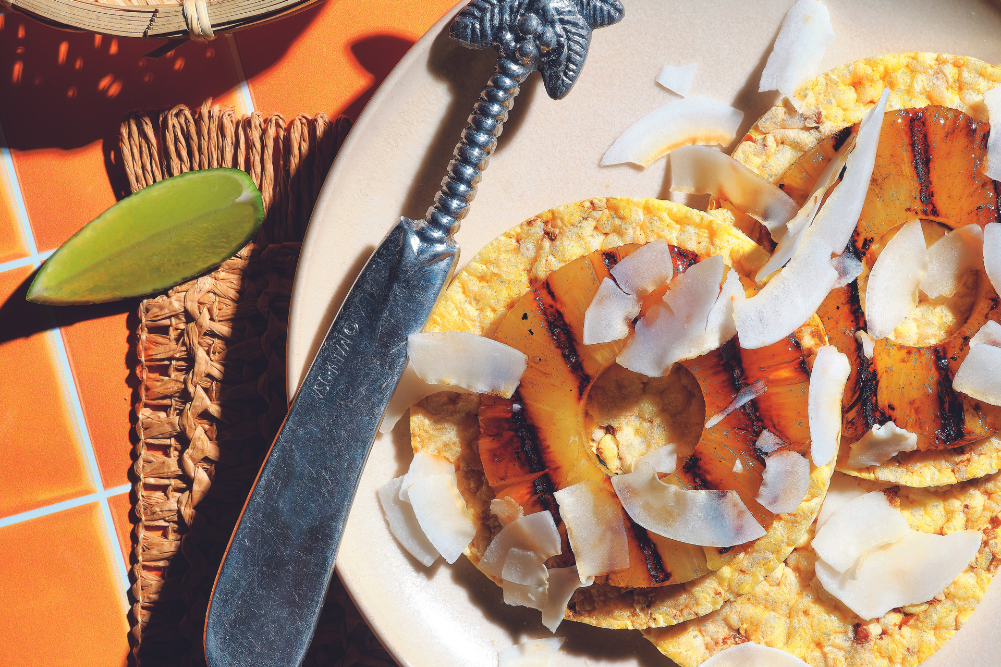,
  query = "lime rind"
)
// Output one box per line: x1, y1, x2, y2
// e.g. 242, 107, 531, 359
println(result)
27, 168, 264, 305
